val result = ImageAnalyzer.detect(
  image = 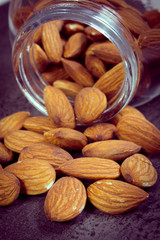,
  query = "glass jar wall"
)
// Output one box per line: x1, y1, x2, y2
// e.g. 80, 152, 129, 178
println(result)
8, 0, 160, 123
